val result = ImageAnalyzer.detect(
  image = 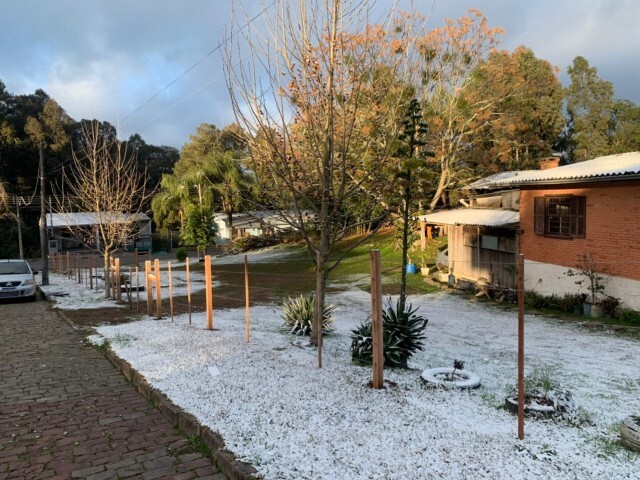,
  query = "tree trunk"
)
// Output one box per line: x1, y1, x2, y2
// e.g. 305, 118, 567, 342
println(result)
399, 172, 412, 312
